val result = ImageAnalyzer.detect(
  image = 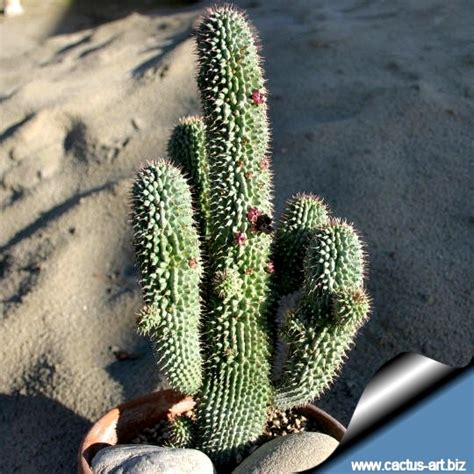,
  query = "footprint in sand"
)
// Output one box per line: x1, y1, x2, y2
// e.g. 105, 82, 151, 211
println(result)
1, 111, 64, 201
63, 117, 134, 164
